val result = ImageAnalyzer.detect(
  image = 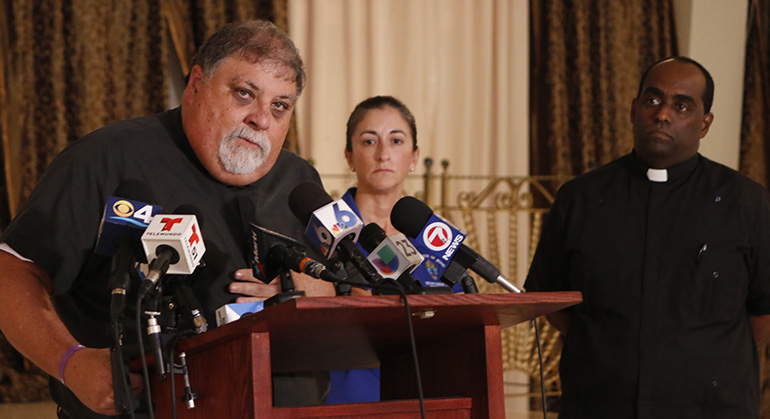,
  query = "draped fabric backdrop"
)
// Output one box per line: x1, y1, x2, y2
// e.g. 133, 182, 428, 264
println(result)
530, 0, 678, 178
1, 0, 167, 231
0, 0, 285, 402
741, 1, 770, 415
741, 0, 770, 188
